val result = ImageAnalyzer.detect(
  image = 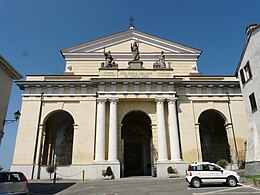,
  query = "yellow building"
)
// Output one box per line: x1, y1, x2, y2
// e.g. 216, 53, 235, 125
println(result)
12, 28, 248, 180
